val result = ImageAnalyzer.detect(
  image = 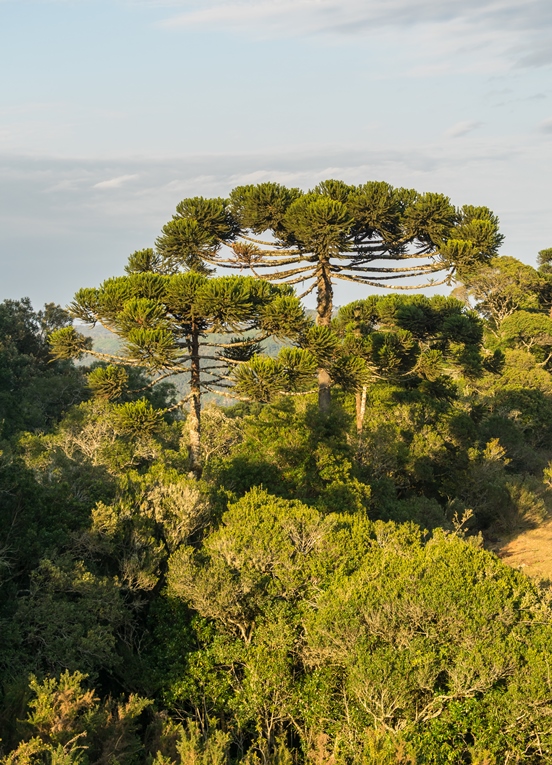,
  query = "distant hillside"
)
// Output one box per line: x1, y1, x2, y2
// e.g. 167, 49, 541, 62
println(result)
78, 323, 122, 356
